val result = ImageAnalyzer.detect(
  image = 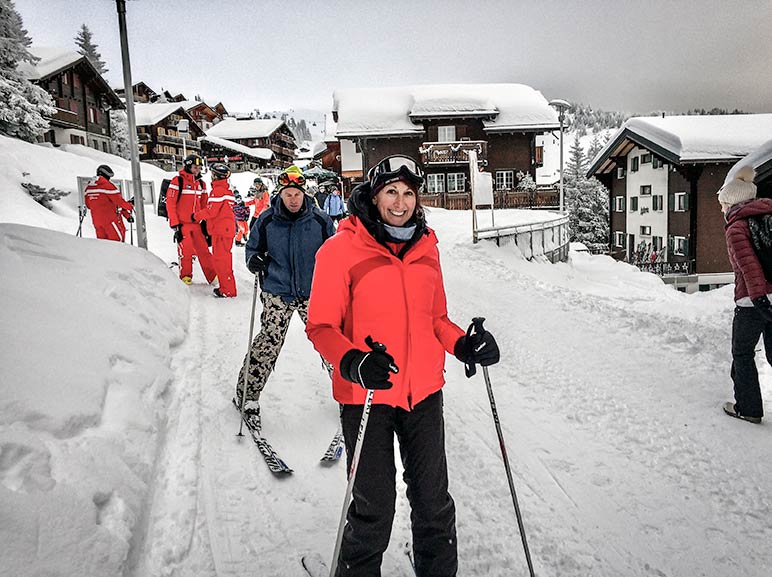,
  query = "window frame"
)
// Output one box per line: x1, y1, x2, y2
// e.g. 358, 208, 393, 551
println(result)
495, 170, 514, 191
631, 157, 639, 172
427, 173, 445, 194
446, 172, 466, 193
675, 192, 687, 212
437, 125, 456, 142
630, 196, 639, 212
640, 185, 652, 196
640, 225, 652, 236
673, 235, 687, 256
614, 195, 625, 212
614, 231, 625, 247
